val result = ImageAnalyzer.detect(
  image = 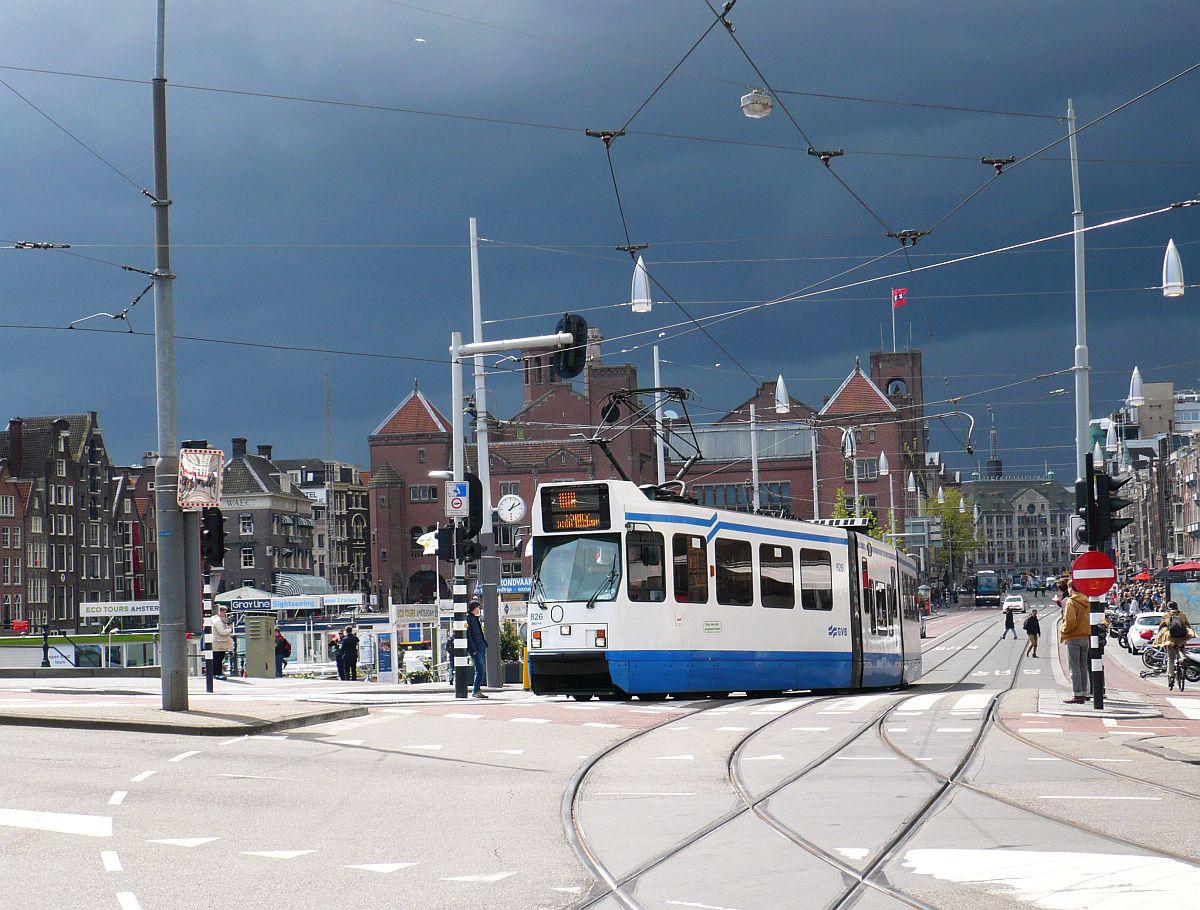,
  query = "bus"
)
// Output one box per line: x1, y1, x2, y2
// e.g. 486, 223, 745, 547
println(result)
974, 570, 1002, 608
